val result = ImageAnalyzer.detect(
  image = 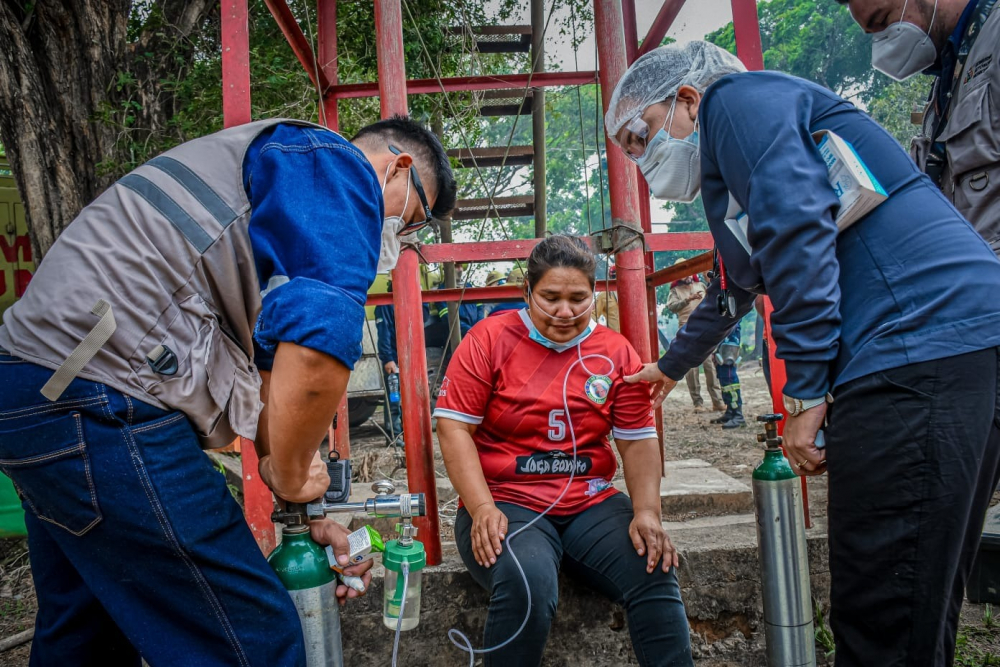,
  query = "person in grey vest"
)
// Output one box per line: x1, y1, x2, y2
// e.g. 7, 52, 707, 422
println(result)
0, 116, 456, 665
839, 0, 1000, 253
